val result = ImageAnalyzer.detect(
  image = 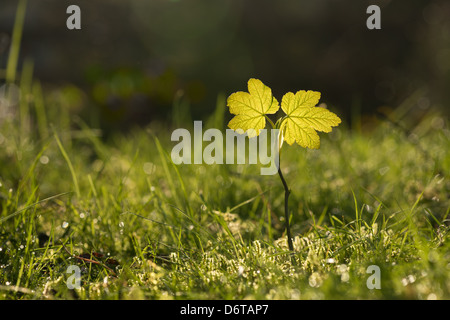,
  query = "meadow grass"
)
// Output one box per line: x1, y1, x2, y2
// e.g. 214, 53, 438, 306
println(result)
0, 83, 448, 299
0, 0, 449, 300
